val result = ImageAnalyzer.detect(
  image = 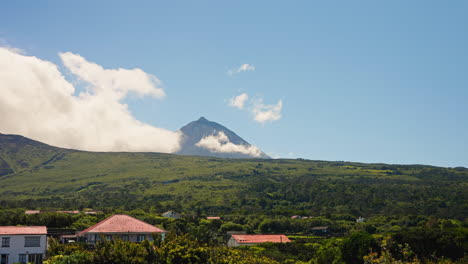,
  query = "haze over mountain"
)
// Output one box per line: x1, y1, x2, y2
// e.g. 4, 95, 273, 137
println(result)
177, 117, 271, 159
